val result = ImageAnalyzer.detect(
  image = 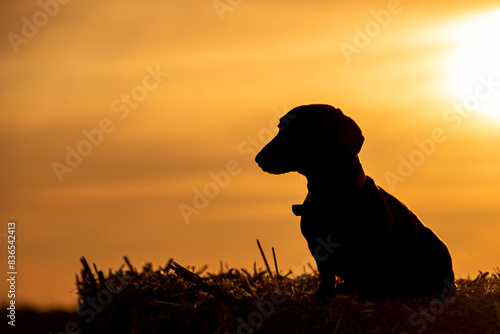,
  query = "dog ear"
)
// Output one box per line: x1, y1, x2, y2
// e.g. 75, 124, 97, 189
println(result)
336, 116, 364, 158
